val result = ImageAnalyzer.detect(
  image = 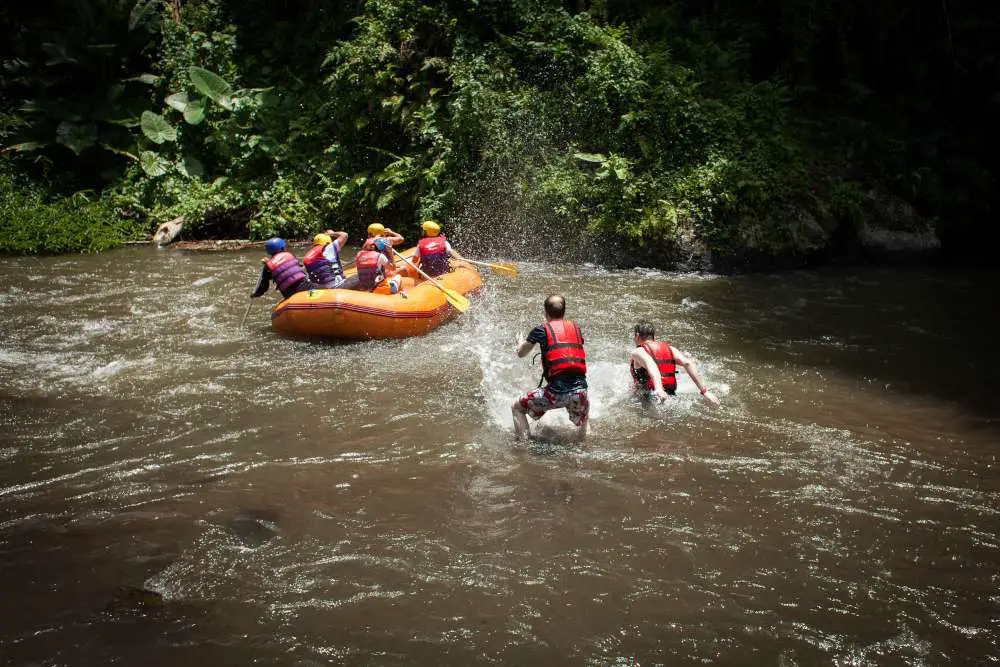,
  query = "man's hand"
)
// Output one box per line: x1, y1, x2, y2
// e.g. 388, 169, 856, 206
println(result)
701, 390, 720, 405
653, 388, 669, 402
